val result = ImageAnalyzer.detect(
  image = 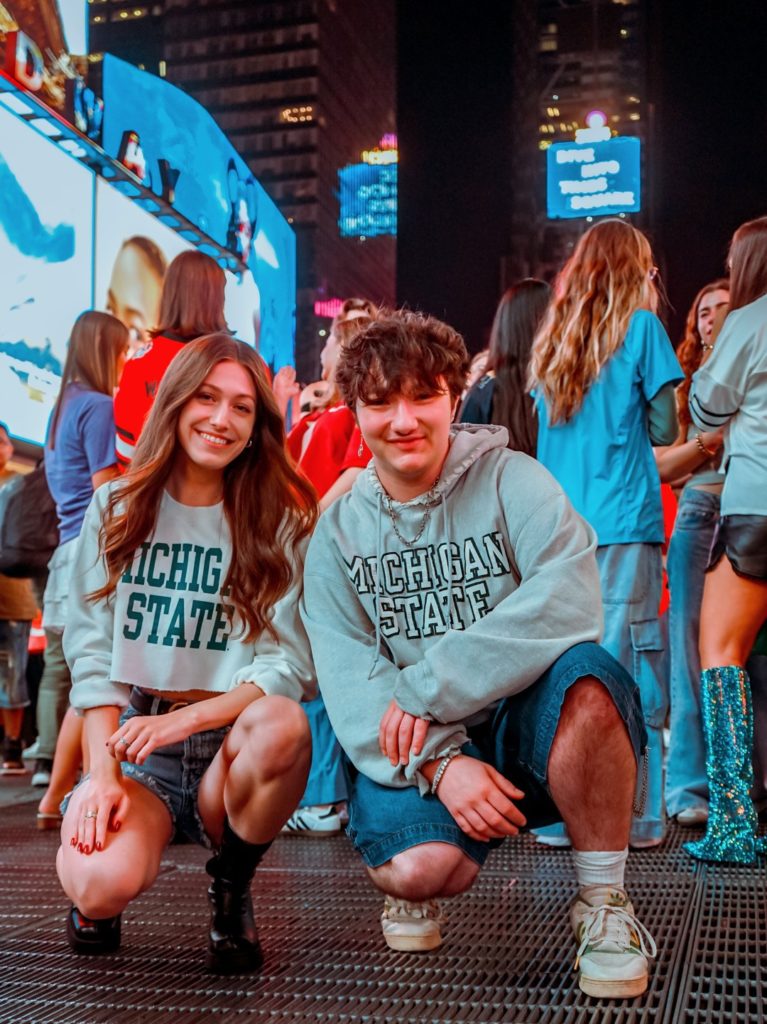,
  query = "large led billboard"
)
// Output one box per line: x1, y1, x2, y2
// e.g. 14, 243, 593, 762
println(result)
546, 135, 641, 220
100, 55, 295, 371
0, 104, 94, 447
